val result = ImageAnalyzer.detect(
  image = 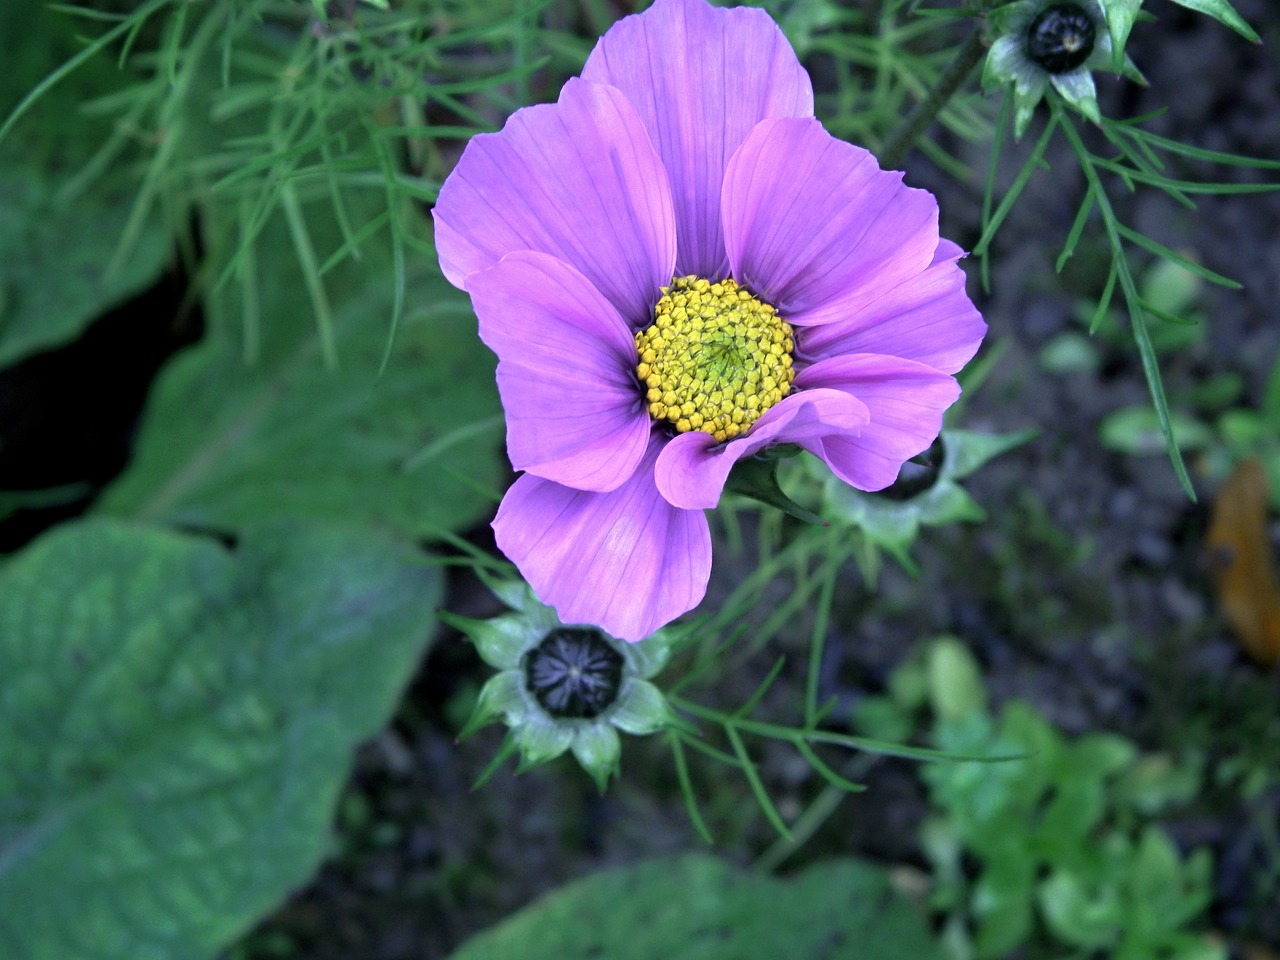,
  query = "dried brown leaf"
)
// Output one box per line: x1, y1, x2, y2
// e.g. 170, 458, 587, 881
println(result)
1206, 458, 1280, 664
